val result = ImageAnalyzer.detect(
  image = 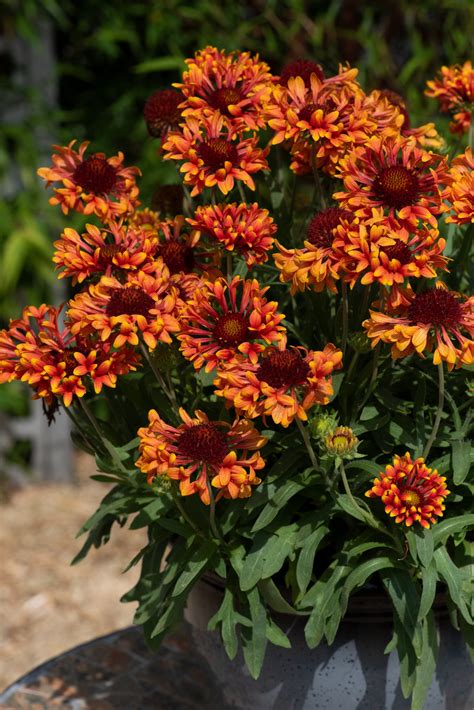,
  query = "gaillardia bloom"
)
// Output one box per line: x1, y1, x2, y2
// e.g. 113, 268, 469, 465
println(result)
444, 148, 474, 225
67, 264, 179, 350
136, 407, 266, 504
274, 206, 354, 293
363, 286, 474, 369
143, 89, 183, 139
163, 114, 269, 196
53, 221, 159, 284
175, 46, 274, 134
0, 305, 138, 407
37, 141, 140, 222
426, 61, 474, 134
178, 276, 286, 372
187, 202, 276, 267
334, 134, 448, 229
214, 343, 343, 427
333, 209, 448, 291
366, 452, 449, 528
